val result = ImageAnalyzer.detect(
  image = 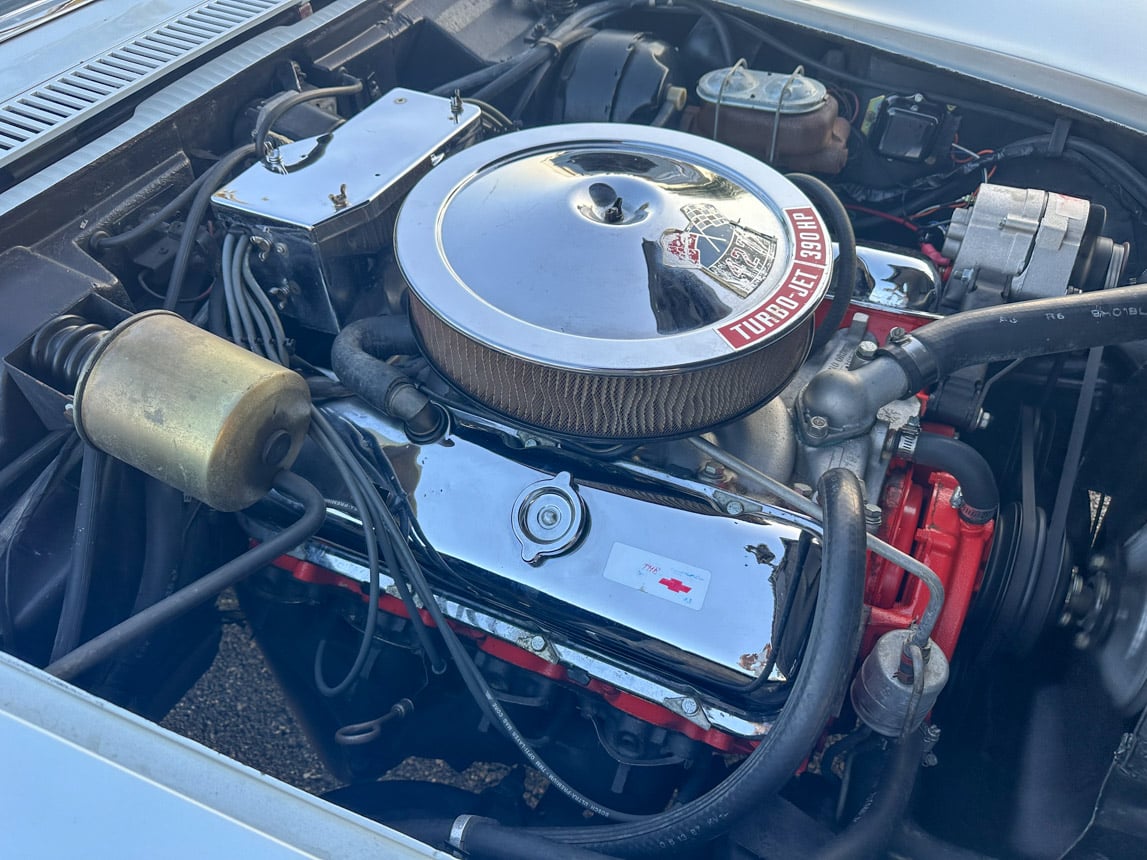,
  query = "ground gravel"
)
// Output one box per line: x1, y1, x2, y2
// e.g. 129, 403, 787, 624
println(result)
161, 593, 521, 798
